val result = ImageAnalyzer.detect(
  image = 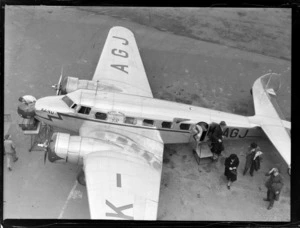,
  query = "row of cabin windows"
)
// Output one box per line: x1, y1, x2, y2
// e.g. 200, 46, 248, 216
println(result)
93, 112, 191, 130
75, 105, 191, 130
